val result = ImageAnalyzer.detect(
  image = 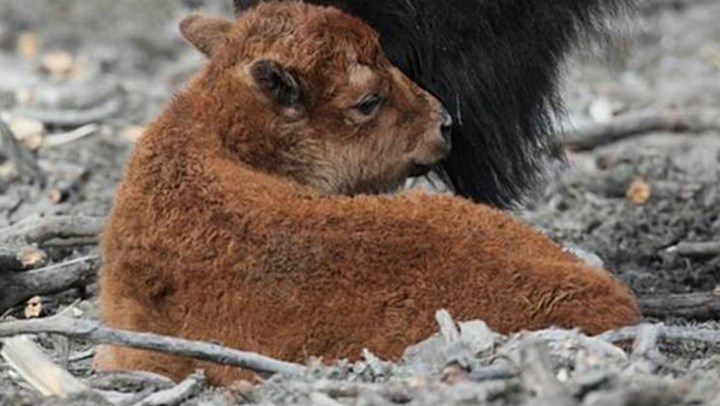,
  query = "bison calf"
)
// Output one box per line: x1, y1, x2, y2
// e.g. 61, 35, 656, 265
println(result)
96, 2, 639, 385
